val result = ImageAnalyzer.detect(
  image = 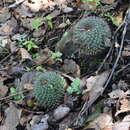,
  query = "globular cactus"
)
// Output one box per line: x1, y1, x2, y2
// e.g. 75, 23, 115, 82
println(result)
56, 16, 111, 57
33, 72, 66, 109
